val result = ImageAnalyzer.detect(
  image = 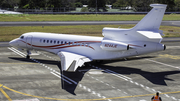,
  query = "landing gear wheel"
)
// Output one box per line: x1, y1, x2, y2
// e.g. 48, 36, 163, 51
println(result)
26, 55, 30, 59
